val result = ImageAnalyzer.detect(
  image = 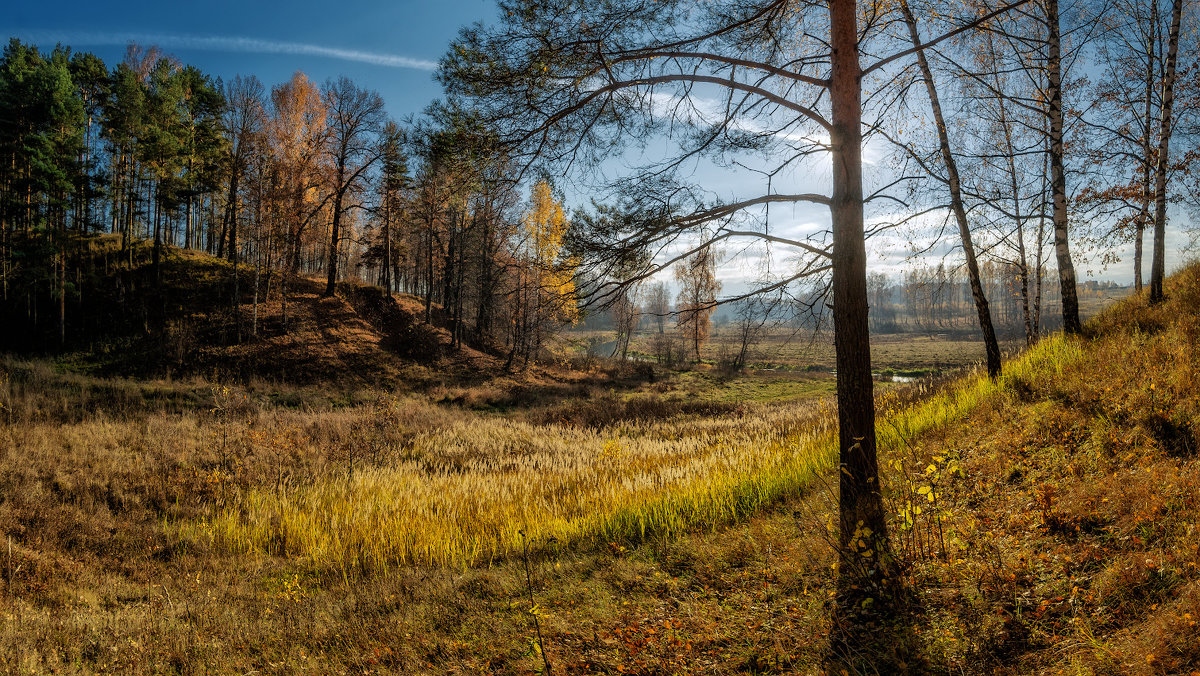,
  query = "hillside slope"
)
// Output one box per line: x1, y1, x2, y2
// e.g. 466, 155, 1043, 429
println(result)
908, 262, 1200, 674
525, 262, 1200, 674
0, 235, 499, 384
458, 264, 1200, 674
